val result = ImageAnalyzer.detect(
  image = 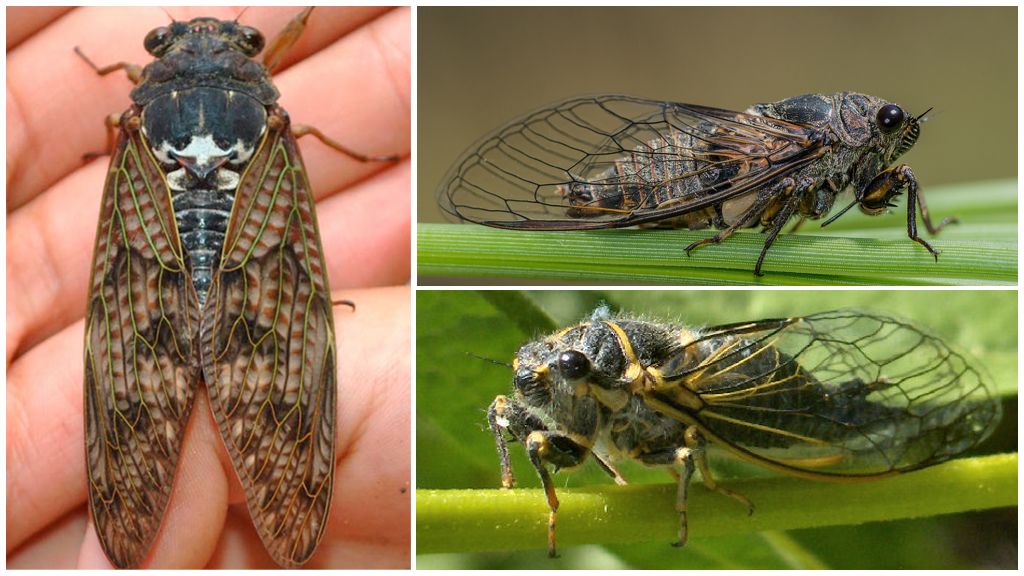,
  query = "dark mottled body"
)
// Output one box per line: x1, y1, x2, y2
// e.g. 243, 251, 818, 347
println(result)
82, 12, 338, 568
488, 307, 1000, 555
441, 93, 951, 274
134, 28, 278, 303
